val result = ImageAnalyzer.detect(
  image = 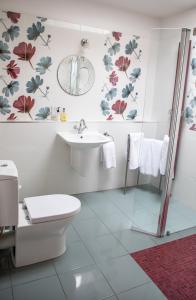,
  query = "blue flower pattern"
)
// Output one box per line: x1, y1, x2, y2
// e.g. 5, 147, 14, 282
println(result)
2, 25, 20, 42
103, 55, 113, 72
0, 41, 11, 61
36, 56, 52, 75
105, 88, 117, 101
35, 107, 50, 120
26, 75, 43, 93
127, 109, 137, 120
27, 22, 45, 40
2, 81, 19, 97
100, 100, 110, 116
0, 96, 11, 115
